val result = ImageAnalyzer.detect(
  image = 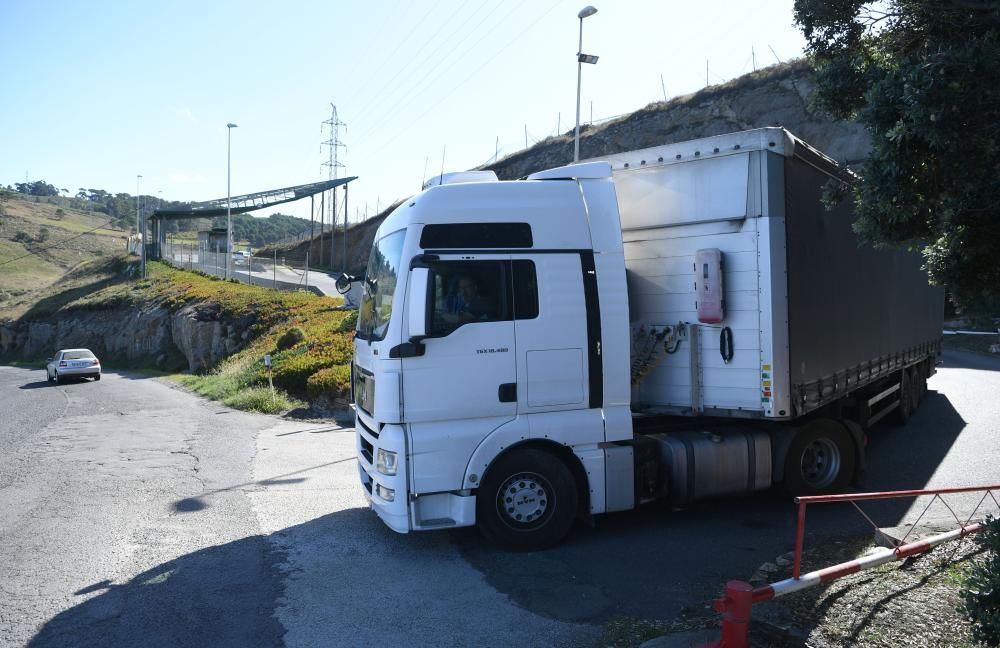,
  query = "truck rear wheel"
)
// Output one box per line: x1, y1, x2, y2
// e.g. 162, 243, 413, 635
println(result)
476, 447, 578, 550
891, 369, 913, 426
783, 420, 856, 496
